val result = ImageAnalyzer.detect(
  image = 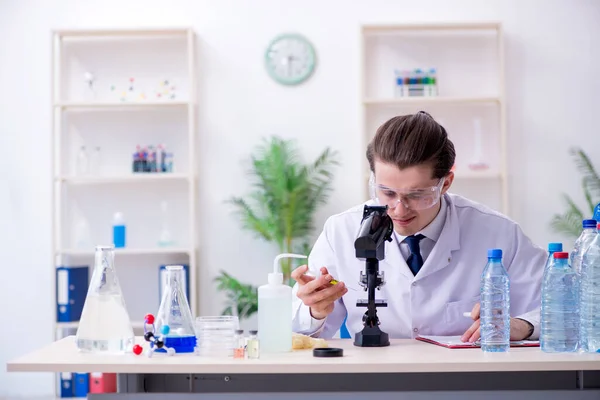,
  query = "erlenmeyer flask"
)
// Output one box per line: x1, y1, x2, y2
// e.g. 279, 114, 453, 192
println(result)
76, 245, 134, 353
154, 265, 197, 353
